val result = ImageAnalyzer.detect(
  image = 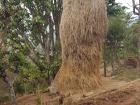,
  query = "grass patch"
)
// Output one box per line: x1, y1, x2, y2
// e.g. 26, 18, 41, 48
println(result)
115, 68, 140, 81
0, 95, 10, 104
